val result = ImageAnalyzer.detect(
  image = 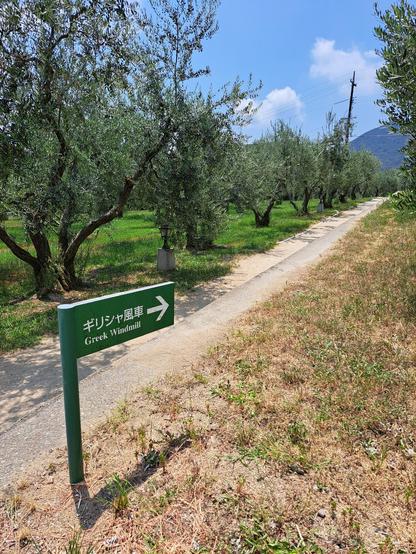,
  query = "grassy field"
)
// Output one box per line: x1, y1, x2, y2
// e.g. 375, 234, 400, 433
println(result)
1, 202, 415, 552
0, 199, 362, 353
